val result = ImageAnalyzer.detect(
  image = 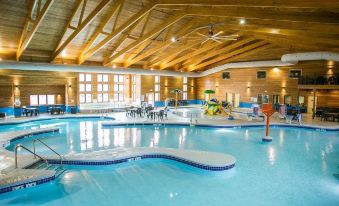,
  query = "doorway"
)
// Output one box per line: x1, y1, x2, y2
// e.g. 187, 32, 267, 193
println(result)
233, 93, 240, 107
307, 96, 317, 114
226, 93, 233, 104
